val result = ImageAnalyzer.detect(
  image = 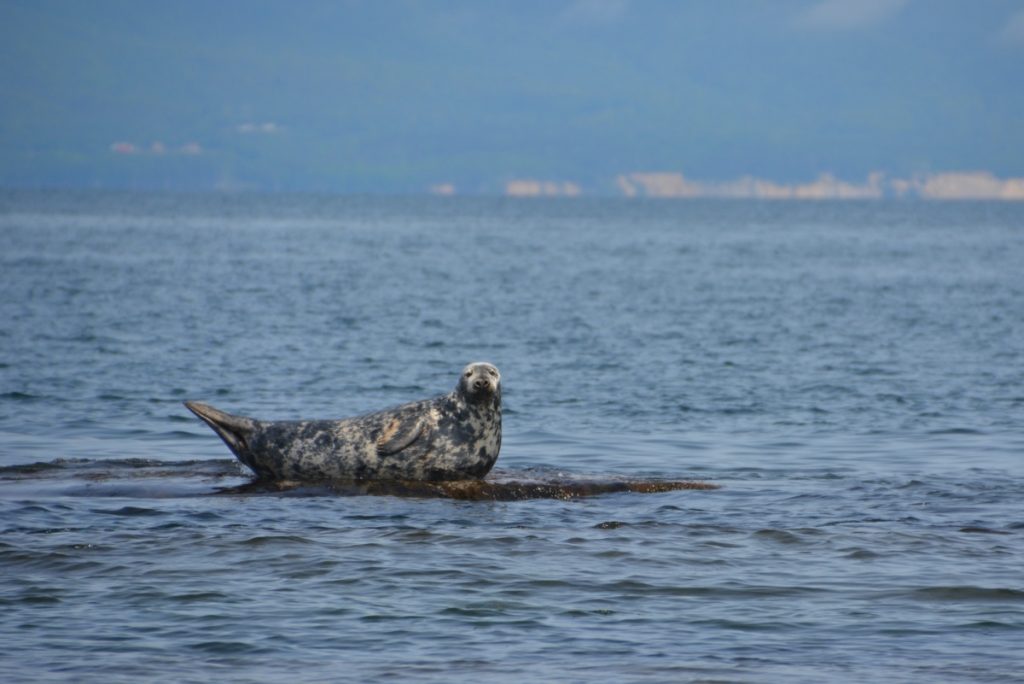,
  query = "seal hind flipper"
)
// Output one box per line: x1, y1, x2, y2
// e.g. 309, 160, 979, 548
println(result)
376, 416, 425, 457
184, 401, 256, 458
